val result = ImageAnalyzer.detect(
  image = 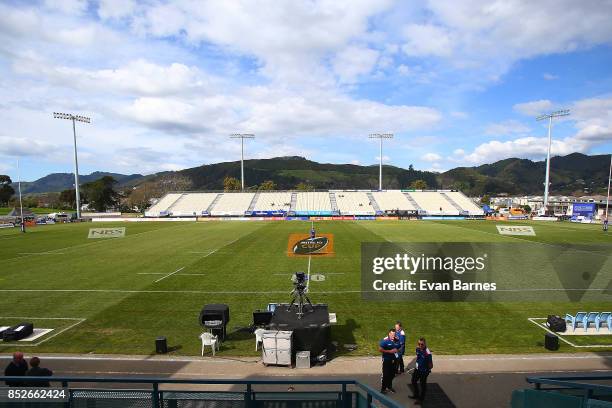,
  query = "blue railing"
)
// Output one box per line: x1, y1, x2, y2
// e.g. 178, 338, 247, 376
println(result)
526, 374, 612, 404
1, 376, 403, 408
